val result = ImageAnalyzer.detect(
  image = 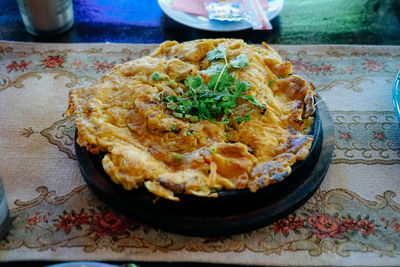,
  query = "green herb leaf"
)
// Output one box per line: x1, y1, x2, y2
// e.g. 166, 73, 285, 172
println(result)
210, 187, 219, 193
269, 80, 274, 85
240, 94, 266, 108
173, 153, 183, 160
166, 102, 177, 110
173, 112, 183, 119
233, 79, 250, 96
170, 124, 178, 132
207, 45, 226, 61
189, 115, 199, 123
185, 74, 204, 90
230, 54, 249, 69
209, 146, 217, 154
201, 63, 225, 76
207, 68, 234, 92
162, 48, 266, 124
150, 72, 160, 81
244, 114, 251, 122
